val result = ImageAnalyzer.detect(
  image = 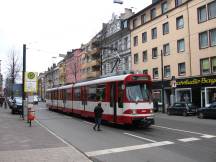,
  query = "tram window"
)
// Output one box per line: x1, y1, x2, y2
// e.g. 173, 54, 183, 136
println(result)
118, 82, 124, 108
74, 88, 81, 100
87, 86, 97, 101
96, 84, 105, 101
66, 89, 72, 100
